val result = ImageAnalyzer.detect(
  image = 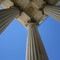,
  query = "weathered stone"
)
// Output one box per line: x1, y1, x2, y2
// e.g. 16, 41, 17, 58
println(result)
44, 5, 60, 21
26, 23, 48, 60
0, 7, 20, 34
